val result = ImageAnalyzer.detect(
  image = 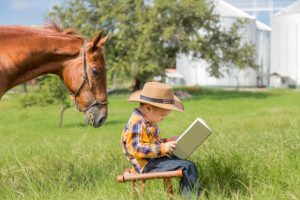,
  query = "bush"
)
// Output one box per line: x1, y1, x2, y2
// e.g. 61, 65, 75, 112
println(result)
19, 75, 70, 108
